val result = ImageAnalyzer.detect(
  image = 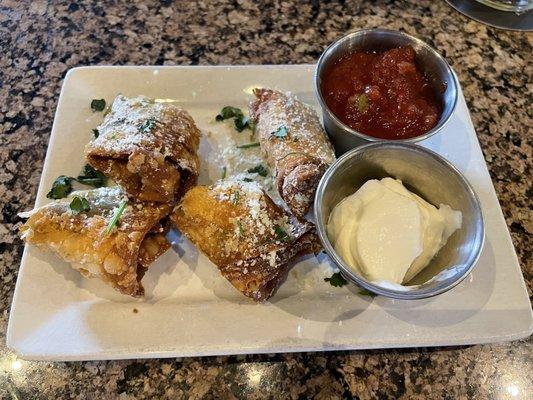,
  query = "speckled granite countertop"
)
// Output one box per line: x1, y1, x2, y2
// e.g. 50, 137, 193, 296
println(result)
0, 0, 531, 398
